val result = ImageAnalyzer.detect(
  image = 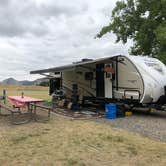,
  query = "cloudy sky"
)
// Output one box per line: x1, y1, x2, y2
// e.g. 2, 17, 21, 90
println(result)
0, 0, 131, 81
